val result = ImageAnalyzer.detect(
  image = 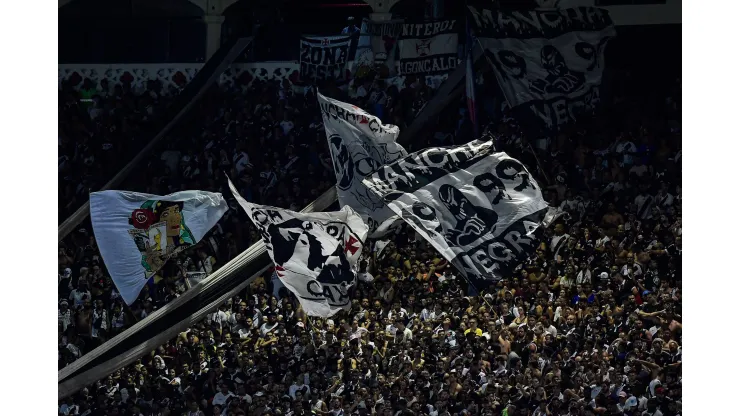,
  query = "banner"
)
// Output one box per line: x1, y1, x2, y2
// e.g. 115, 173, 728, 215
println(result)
228, 178, 368, 317
90, 190, 228, 305
318, 93, 407, 237
353, 18, 404, 77
365, 18, 404, 64
362, 139, 550, 281
398, 19, 460, 75
299, 35, 351, 84
469, 6, 615, 132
